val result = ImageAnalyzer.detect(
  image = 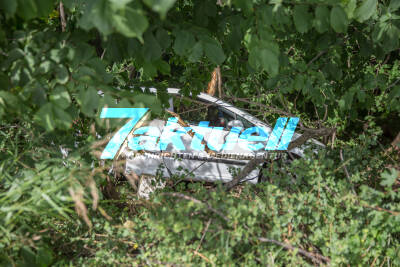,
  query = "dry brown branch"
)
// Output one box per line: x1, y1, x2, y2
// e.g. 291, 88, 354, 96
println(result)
224, 158, 265, 190
362, 204, 400, 216
217, 66, 222, 98
98, 206, 112, 221
192, 250, 212, 263
307, 50, 326, 67
177, 103, 212, 115
224, 95, 296, 118
391, 132, 400, 147
125, 171, 139, 190
339, 149, 357, 195
288, 127, 335, 150
195, 219, 212, 252
339, 149, 351, 179
206, 66, 222, 97
257, 237, 331, 265
59, 1, 67, 32
69, 188, 92, 228
87, 177, 99, 210
165, 109, 215, 157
